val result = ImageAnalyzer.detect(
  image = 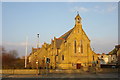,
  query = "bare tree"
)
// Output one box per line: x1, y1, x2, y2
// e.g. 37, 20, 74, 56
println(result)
2, 47, 19, 69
